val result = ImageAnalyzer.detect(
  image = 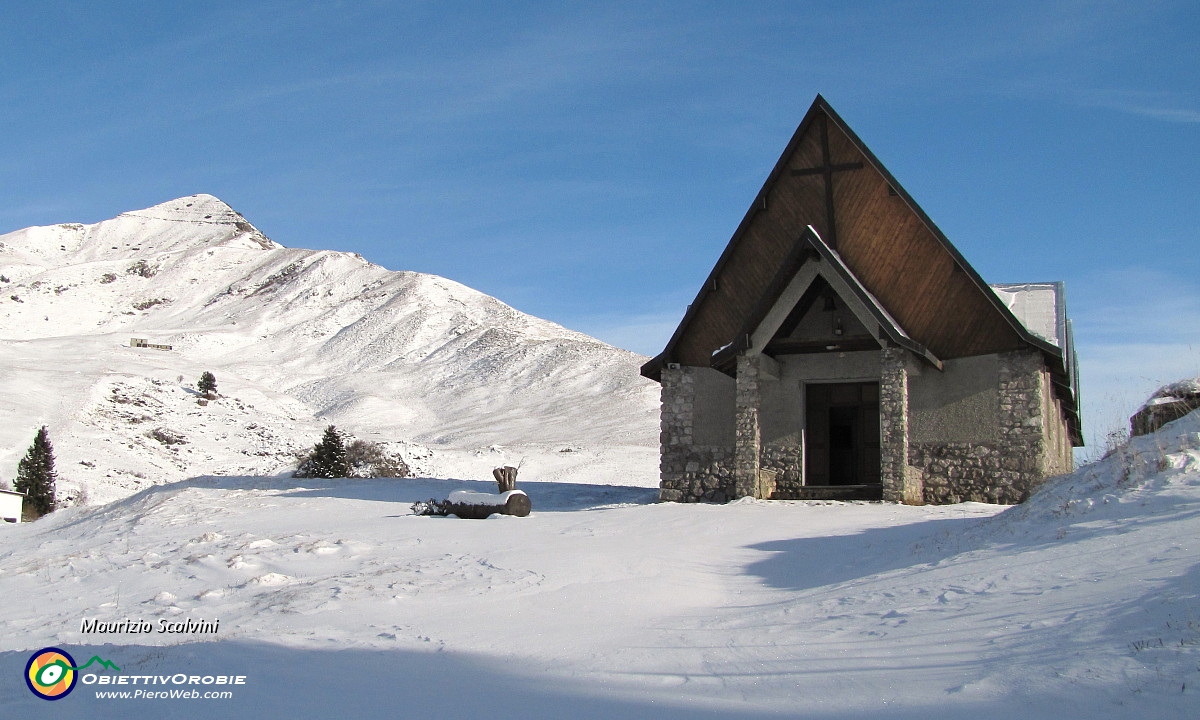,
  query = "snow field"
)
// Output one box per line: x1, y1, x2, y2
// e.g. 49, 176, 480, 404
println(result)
4, 409, 1200, 718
